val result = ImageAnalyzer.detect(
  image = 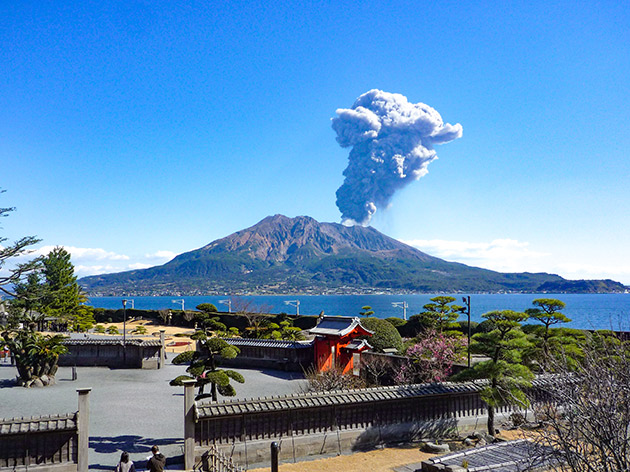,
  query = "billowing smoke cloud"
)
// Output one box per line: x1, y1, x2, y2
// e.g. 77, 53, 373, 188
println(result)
332, 89, 463, 225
